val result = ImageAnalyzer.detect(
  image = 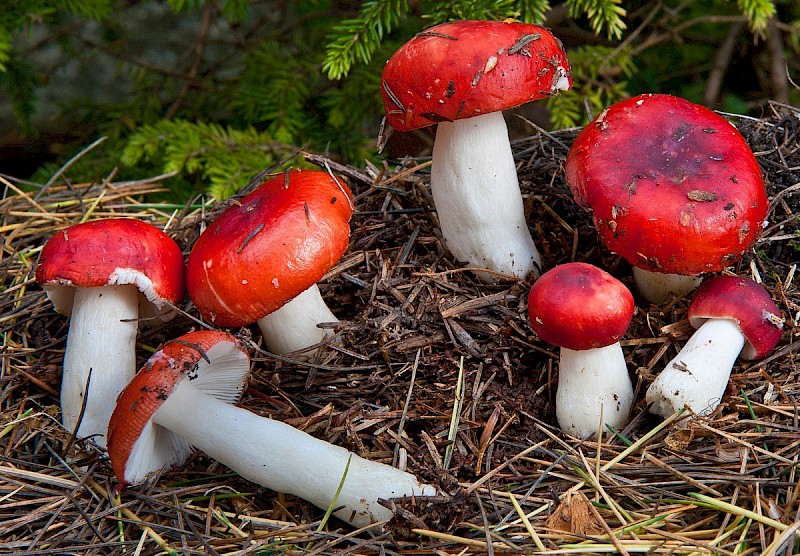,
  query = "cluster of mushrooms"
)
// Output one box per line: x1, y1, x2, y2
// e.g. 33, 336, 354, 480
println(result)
35, 20, 784, 529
